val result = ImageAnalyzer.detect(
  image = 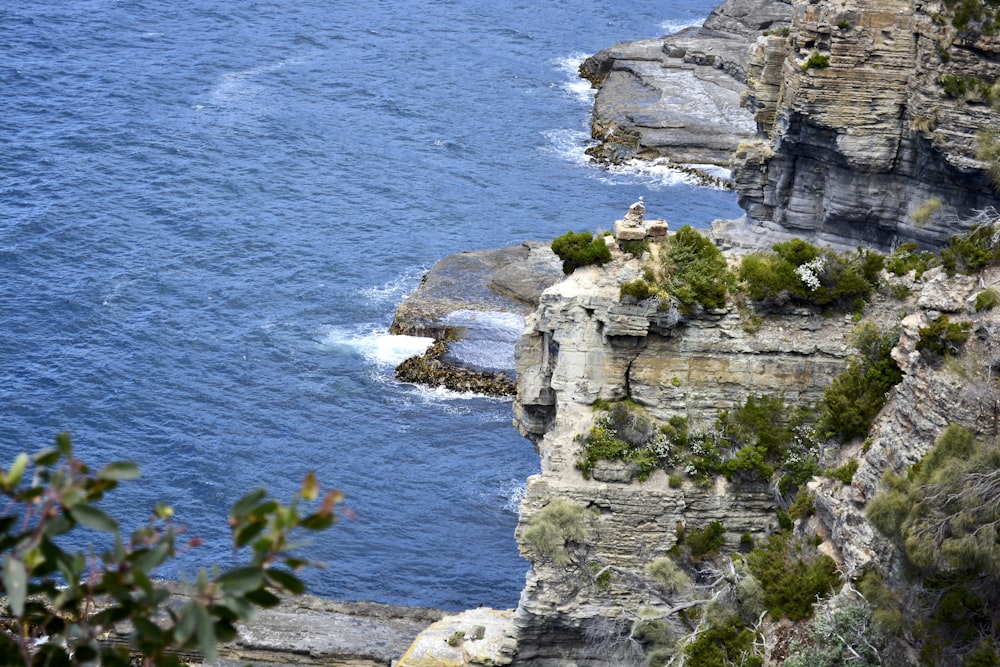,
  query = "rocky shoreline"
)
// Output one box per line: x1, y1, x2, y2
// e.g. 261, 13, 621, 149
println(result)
389, 242, 563, 396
